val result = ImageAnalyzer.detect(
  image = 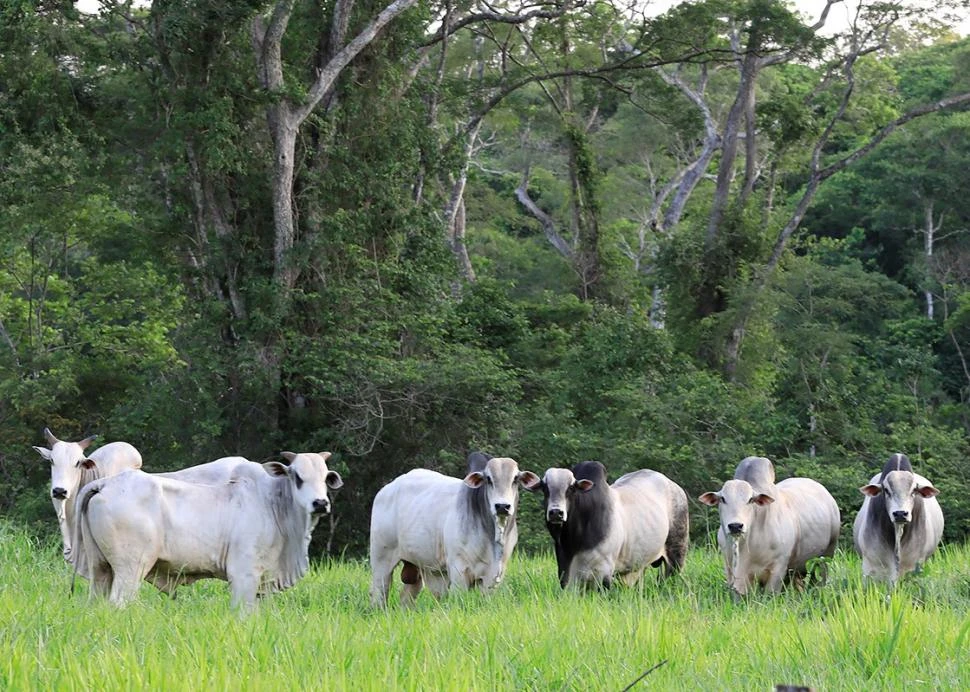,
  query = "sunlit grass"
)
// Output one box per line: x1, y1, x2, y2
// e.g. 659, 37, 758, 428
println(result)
2, 521, 969, 690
